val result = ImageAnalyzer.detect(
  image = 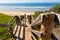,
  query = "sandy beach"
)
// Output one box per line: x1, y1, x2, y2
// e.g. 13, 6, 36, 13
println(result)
0, 10, 34, 16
